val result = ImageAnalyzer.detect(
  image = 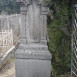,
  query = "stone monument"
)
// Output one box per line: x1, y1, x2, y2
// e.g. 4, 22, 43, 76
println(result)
15, 0, 52, 77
